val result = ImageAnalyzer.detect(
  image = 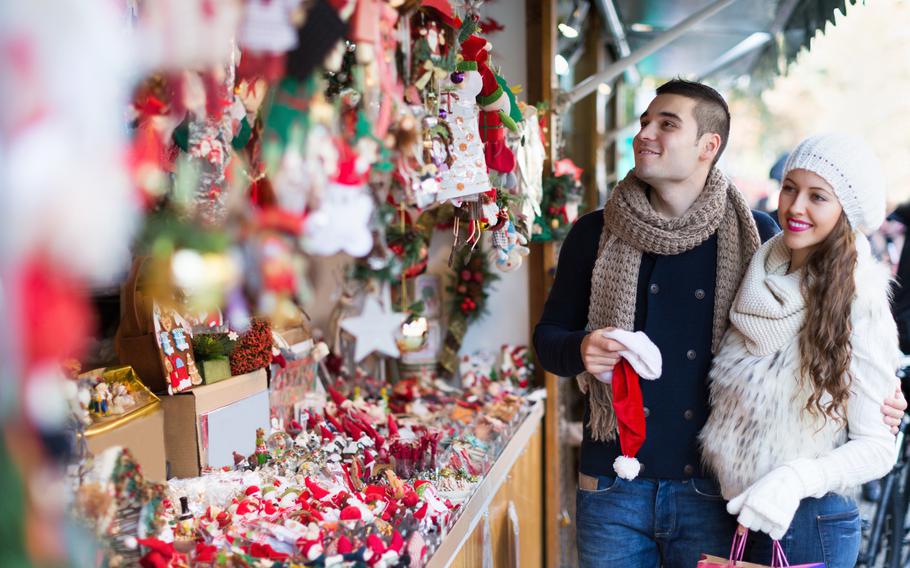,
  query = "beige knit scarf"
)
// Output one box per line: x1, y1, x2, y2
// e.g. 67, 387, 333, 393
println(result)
581, 168, 761, 442
728, 234, 806, 356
